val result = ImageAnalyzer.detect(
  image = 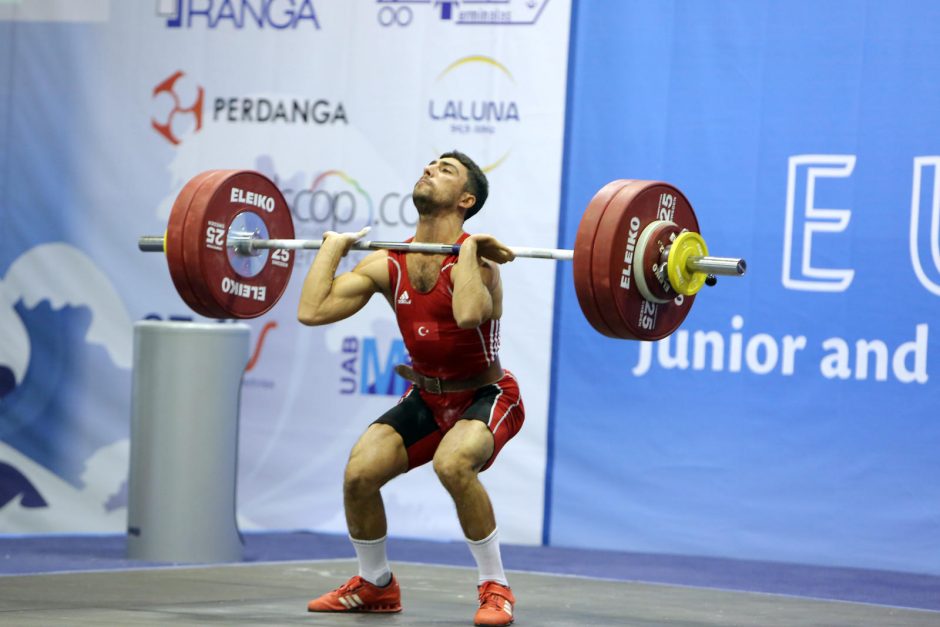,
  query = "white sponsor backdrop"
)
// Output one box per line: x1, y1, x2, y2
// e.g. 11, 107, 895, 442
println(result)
0, 1, 570, 544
